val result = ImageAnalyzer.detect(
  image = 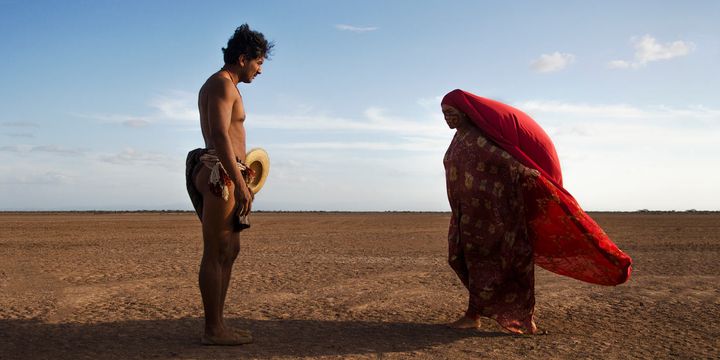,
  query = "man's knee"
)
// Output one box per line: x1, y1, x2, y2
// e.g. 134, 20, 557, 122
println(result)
225, 240, 240, 263
202, 233, 240, 262
214, 237, 239, 265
